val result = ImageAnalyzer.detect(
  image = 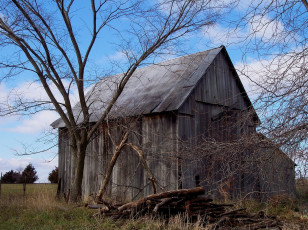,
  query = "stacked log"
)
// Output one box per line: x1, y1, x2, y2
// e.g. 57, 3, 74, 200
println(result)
93, 187, 282, 229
